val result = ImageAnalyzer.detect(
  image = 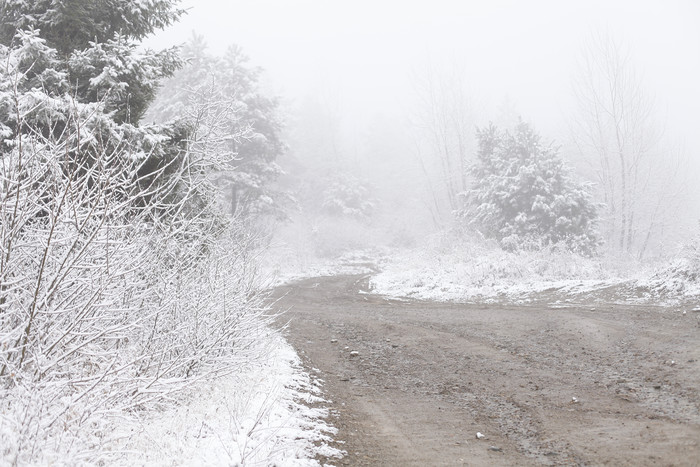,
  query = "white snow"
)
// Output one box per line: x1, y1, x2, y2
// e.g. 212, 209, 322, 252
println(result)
369, 233, 700, 305
0, 317, 343, 466
110, 331, 344, 466
263, 245, 380, 287
369, 237, 631, 304
635, 256, 700, 300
